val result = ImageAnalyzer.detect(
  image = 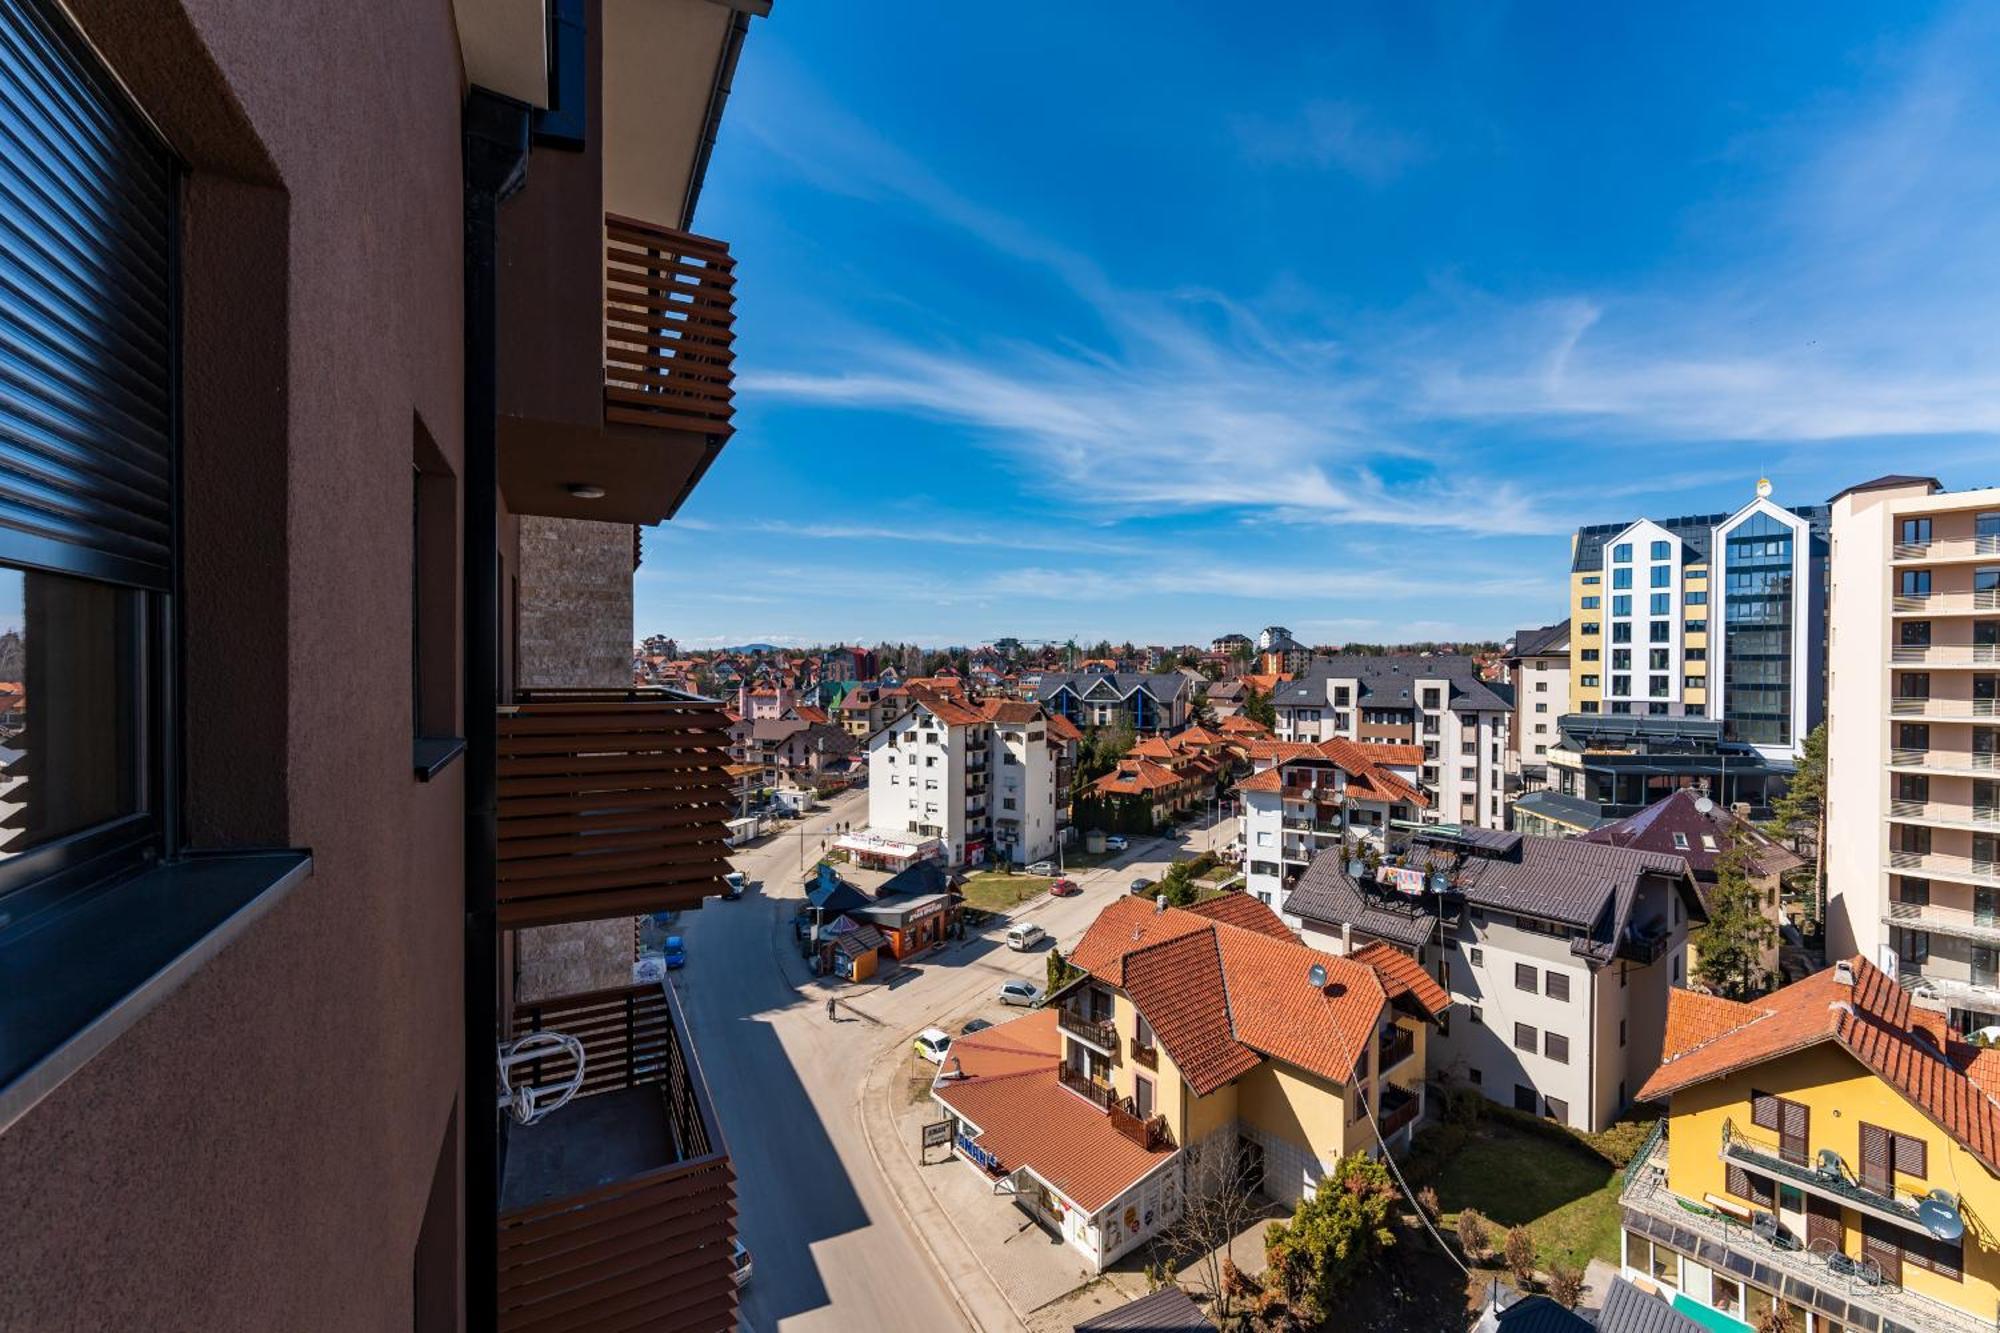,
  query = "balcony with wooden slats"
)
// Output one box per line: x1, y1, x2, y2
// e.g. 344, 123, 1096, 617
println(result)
499, 981, 737, 1333
497, 691, 735, 928
497, 209, 738, 525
